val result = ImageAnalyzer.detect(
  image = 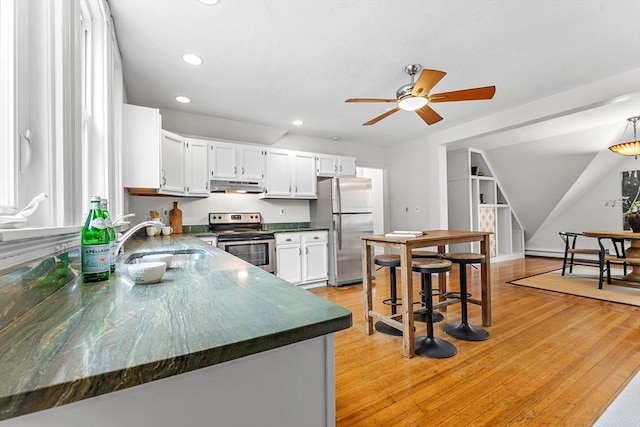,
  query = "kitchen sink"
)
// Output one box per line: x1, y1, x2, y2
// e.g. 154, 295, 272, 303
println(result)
125, 249, 210, 265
